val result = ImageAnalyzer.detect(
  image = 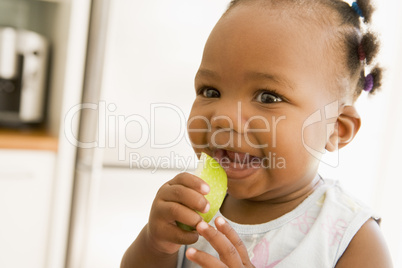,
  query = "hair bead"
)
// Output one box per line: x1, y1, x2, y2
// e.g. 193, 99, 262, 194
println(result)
351, 2, 364, 18
358, 43, 366, 61
363, 74, 374, 92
